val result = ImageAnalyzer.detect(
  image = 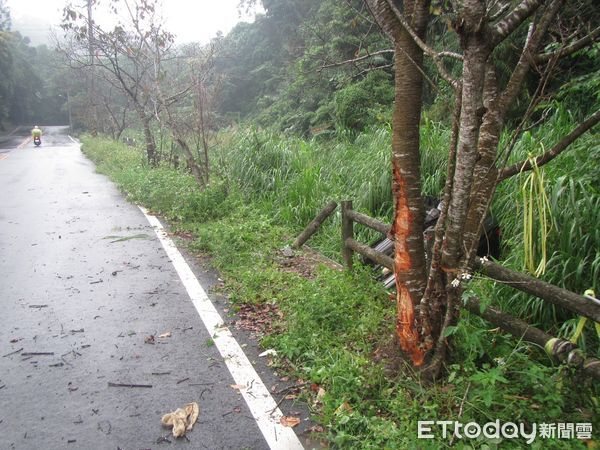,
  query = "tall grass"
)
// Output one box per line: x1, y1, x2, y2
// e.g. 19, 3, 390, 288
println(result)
217, 121, 448, 257
492, 108, 599, 339
81, 137, 234, 223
